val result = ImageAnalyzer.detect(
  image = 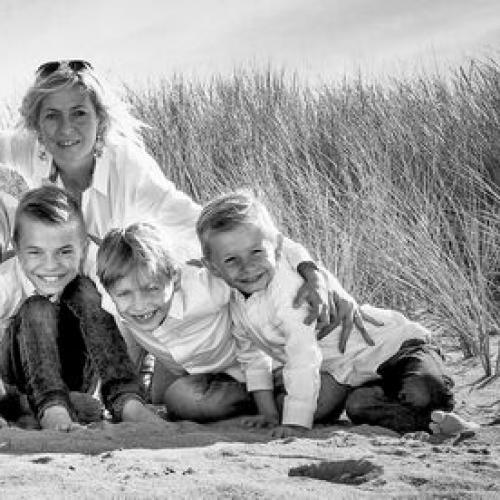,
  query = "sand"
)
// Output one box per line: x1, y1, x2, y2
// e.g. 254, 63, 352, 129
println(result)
0, 349, 499, 499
